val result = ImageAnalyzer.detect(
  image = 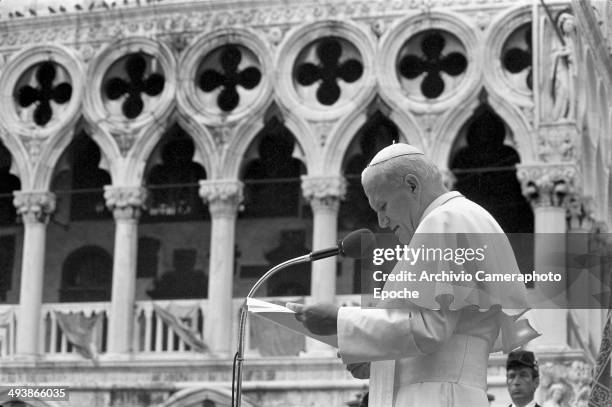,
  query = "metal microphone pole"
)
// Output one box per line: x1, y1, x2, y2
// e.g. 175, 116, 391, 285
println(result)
232, 228, 374, 407
233, 254, 311, 407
